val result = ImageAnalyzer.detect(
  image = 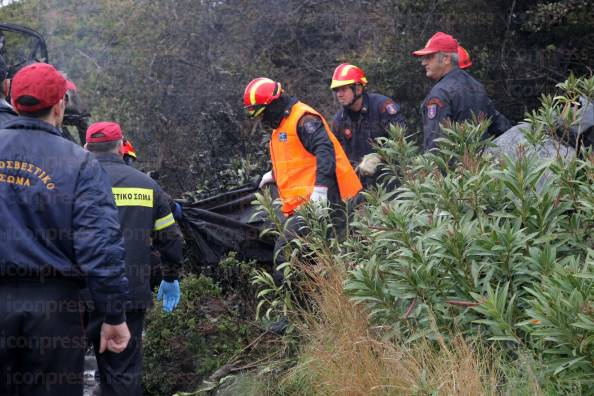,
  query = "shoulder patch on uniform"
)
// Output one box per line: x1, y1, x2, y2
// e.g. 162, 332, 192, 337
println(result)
427, 104, 437, 120
385, 102, 399, 115
300, 115, 323, 134
304, 121, 318, 134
